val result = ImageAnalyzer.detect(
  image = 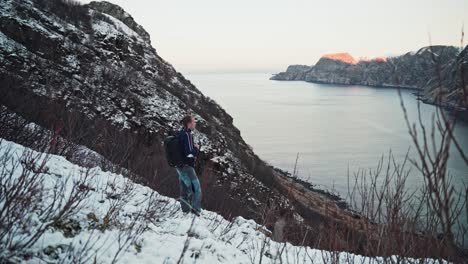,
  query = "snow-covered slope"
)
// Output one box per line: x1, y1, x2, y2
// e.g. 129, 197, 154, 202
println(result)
0, 139, 444, 263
